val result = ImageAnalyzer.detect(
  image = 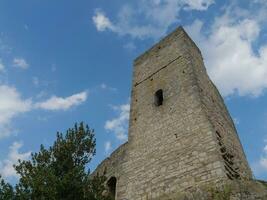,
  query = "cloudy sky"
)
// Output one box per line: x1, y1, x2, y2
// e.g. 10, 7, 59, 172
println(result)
0, 0, 267, 182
